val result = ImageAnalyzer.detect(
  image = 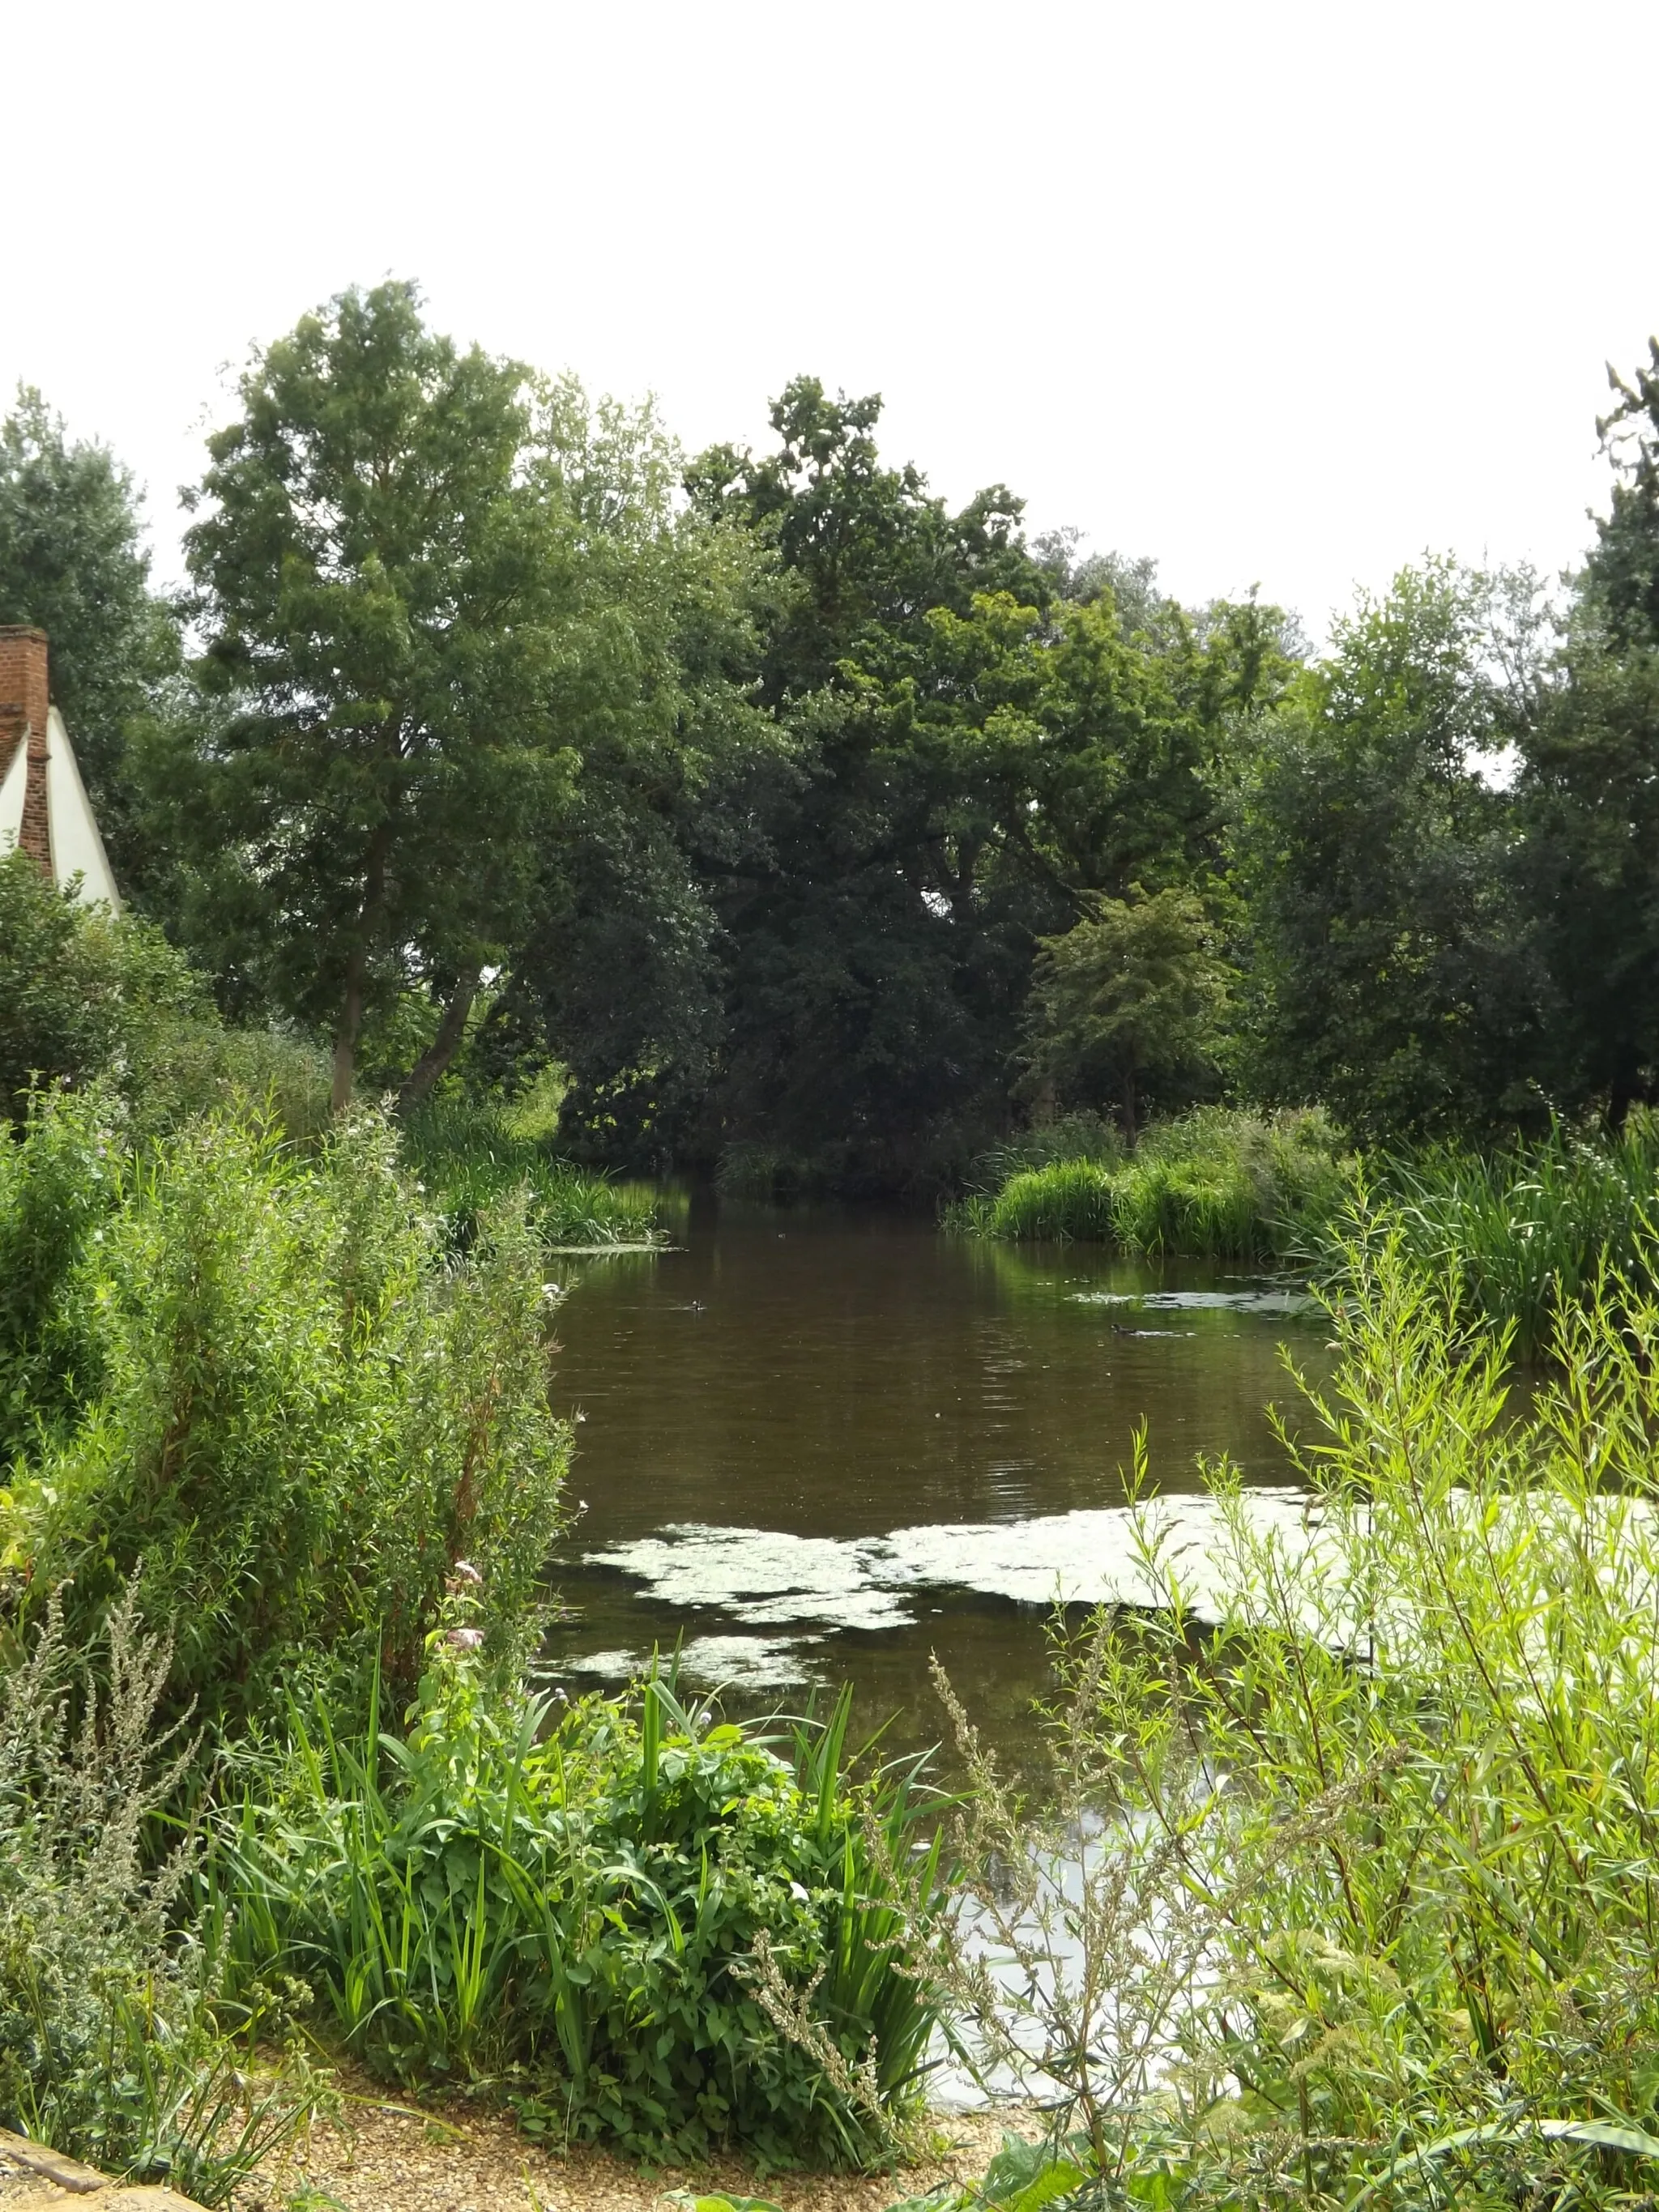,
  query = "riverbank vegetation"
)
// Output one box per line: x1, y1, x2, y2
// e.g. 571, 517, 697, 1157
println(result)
0, 1048, 939, 2184
945, 1108, 1350, 1257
